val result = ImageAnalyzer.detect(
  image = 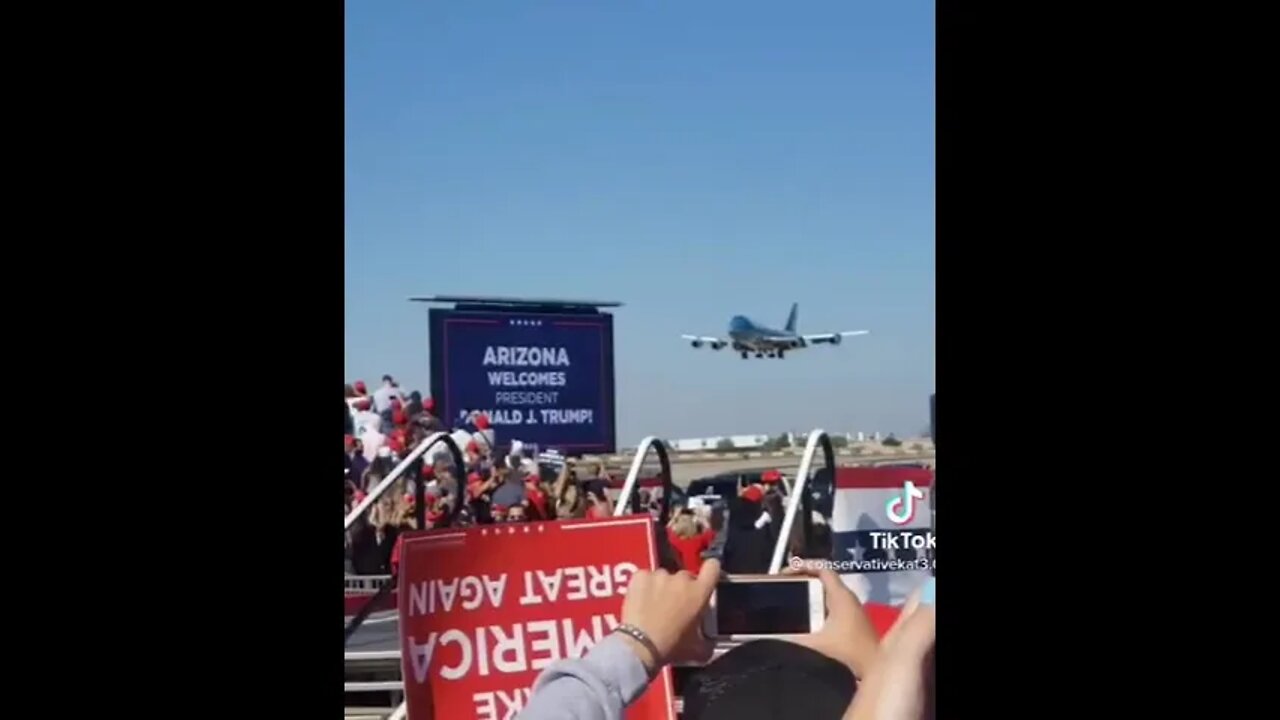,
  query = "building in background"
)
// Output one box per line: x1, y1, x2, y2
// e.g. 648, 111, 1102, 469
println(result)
670, 434, 770, 451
